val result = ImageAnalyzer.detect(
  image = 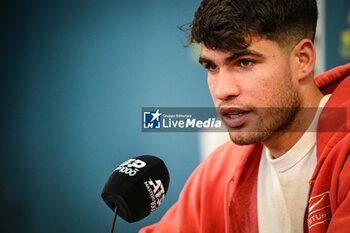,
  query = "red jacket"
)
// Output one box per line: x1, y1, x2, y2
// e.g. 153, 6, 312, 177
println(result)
139, 63, 350, 233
